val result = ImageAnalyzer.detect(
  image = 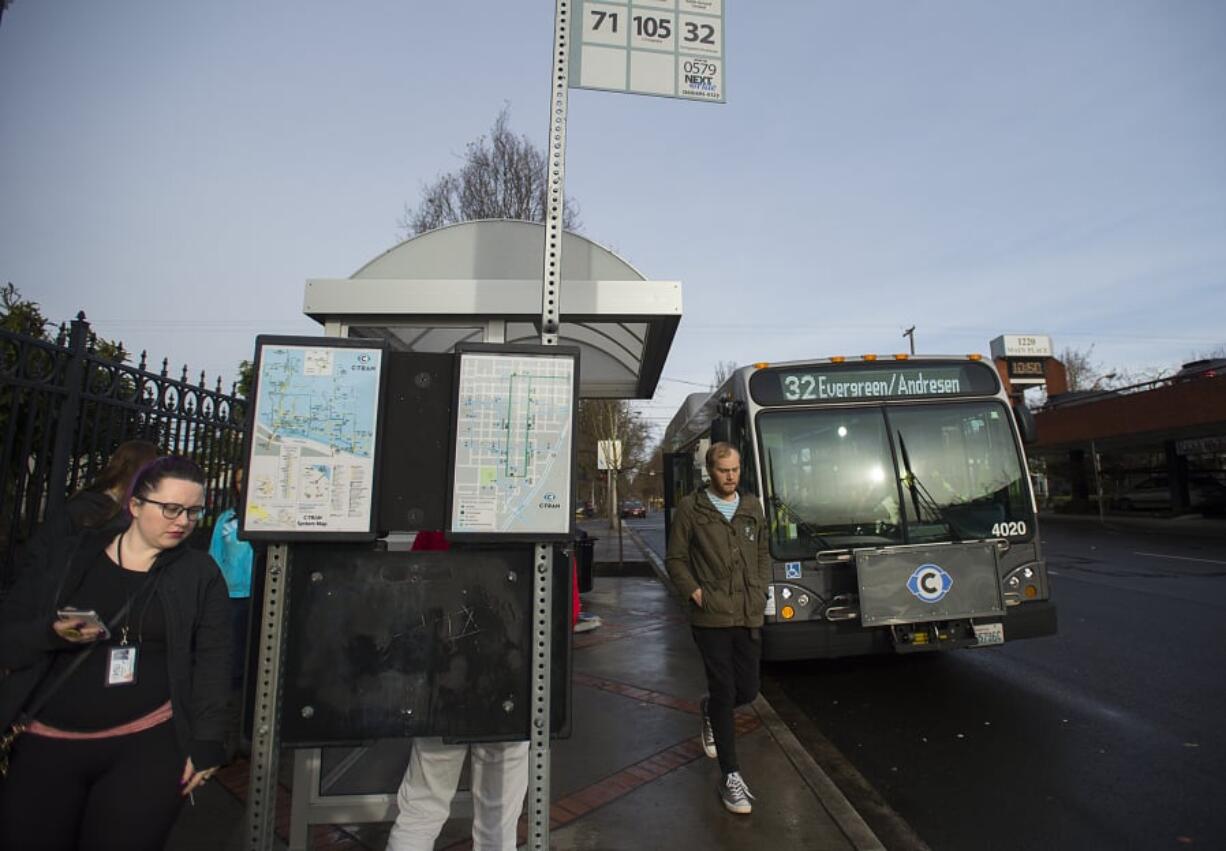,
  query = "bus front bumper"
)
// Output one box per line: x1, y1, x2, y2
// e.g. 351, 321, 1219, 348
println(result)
761, 599, 1058, 661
